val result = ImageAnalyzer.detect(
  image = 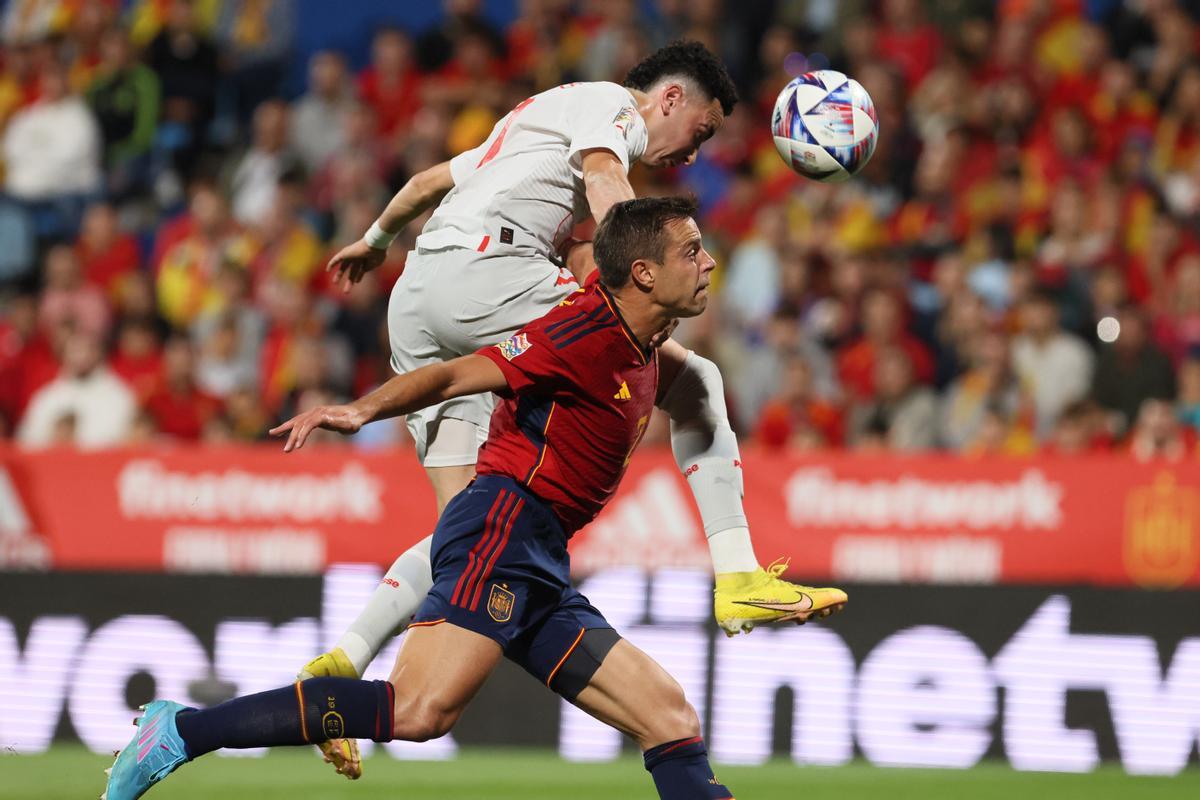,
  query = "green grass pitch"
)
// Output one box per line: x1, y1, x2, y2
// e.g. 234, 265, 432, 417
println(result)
4, 747, 1197, 800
